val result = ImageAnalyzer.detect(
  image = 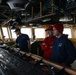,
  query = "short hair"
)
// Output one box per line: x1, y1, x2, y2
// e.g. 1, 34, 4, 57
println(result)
14, 28, 20, 32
